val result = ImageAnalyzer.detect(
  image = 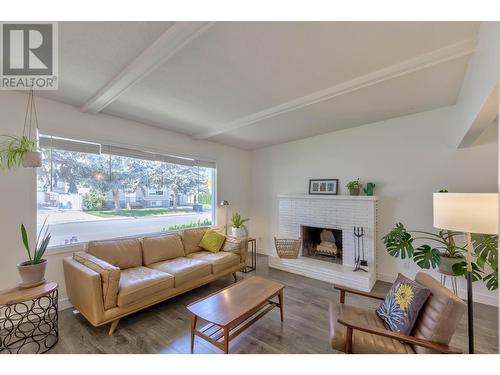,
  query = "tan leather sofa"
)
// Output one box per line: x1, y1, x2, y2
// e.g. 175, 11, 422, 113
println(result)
63, 228, 247, 335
